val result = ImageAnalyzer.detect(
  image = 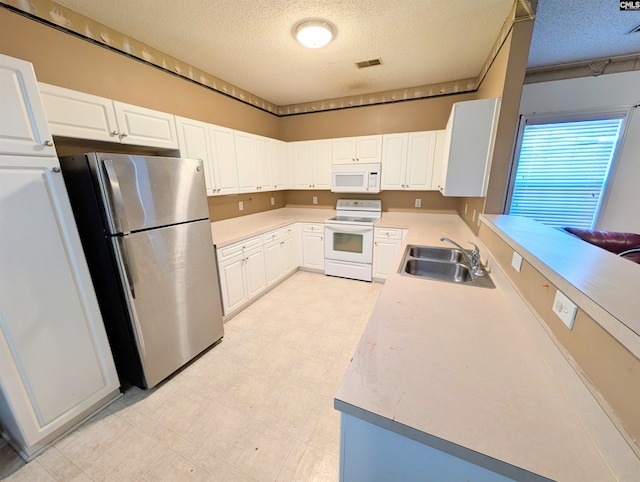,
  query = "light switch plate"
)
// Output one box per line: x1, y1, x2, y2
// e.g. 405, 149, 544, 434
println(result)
414, 198, 422, 208
511, 251, 523, 272
552, 290, 577, 329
